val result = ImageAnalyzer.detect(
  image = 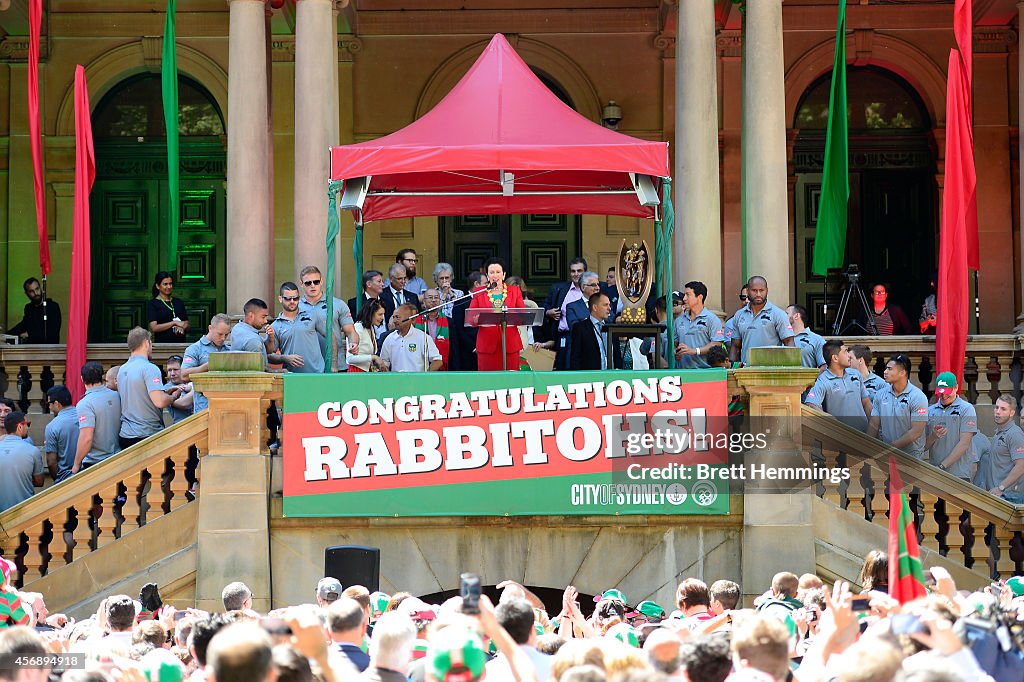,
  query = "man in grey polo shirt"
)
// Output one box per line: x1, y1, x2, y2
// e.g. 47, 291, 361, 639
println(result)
868, 354, 929, 459
72, 361, 122, 474
787, 304, 826, 370
0, 412, 44, 511
729, 276, 795, 365
181, 314, 232, 413
804, 339, 872, 432
117, 327, 182, 448
674, 281, 725, 369
272, 281, 327, 374
925, 371, 977, 481
231, 298, 273, 369
987, 395, 1024, 502
44, 385, 79, 483
849, 345, 886, 400
298, 265, 359, 371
